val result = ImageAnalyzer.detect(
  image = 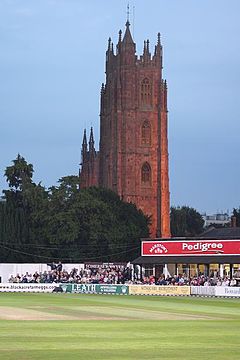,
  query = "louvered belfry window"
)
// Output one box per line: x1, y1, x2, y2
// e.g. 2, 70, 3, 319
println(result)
141, 120, 151, 145
141, 78, 152, 105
